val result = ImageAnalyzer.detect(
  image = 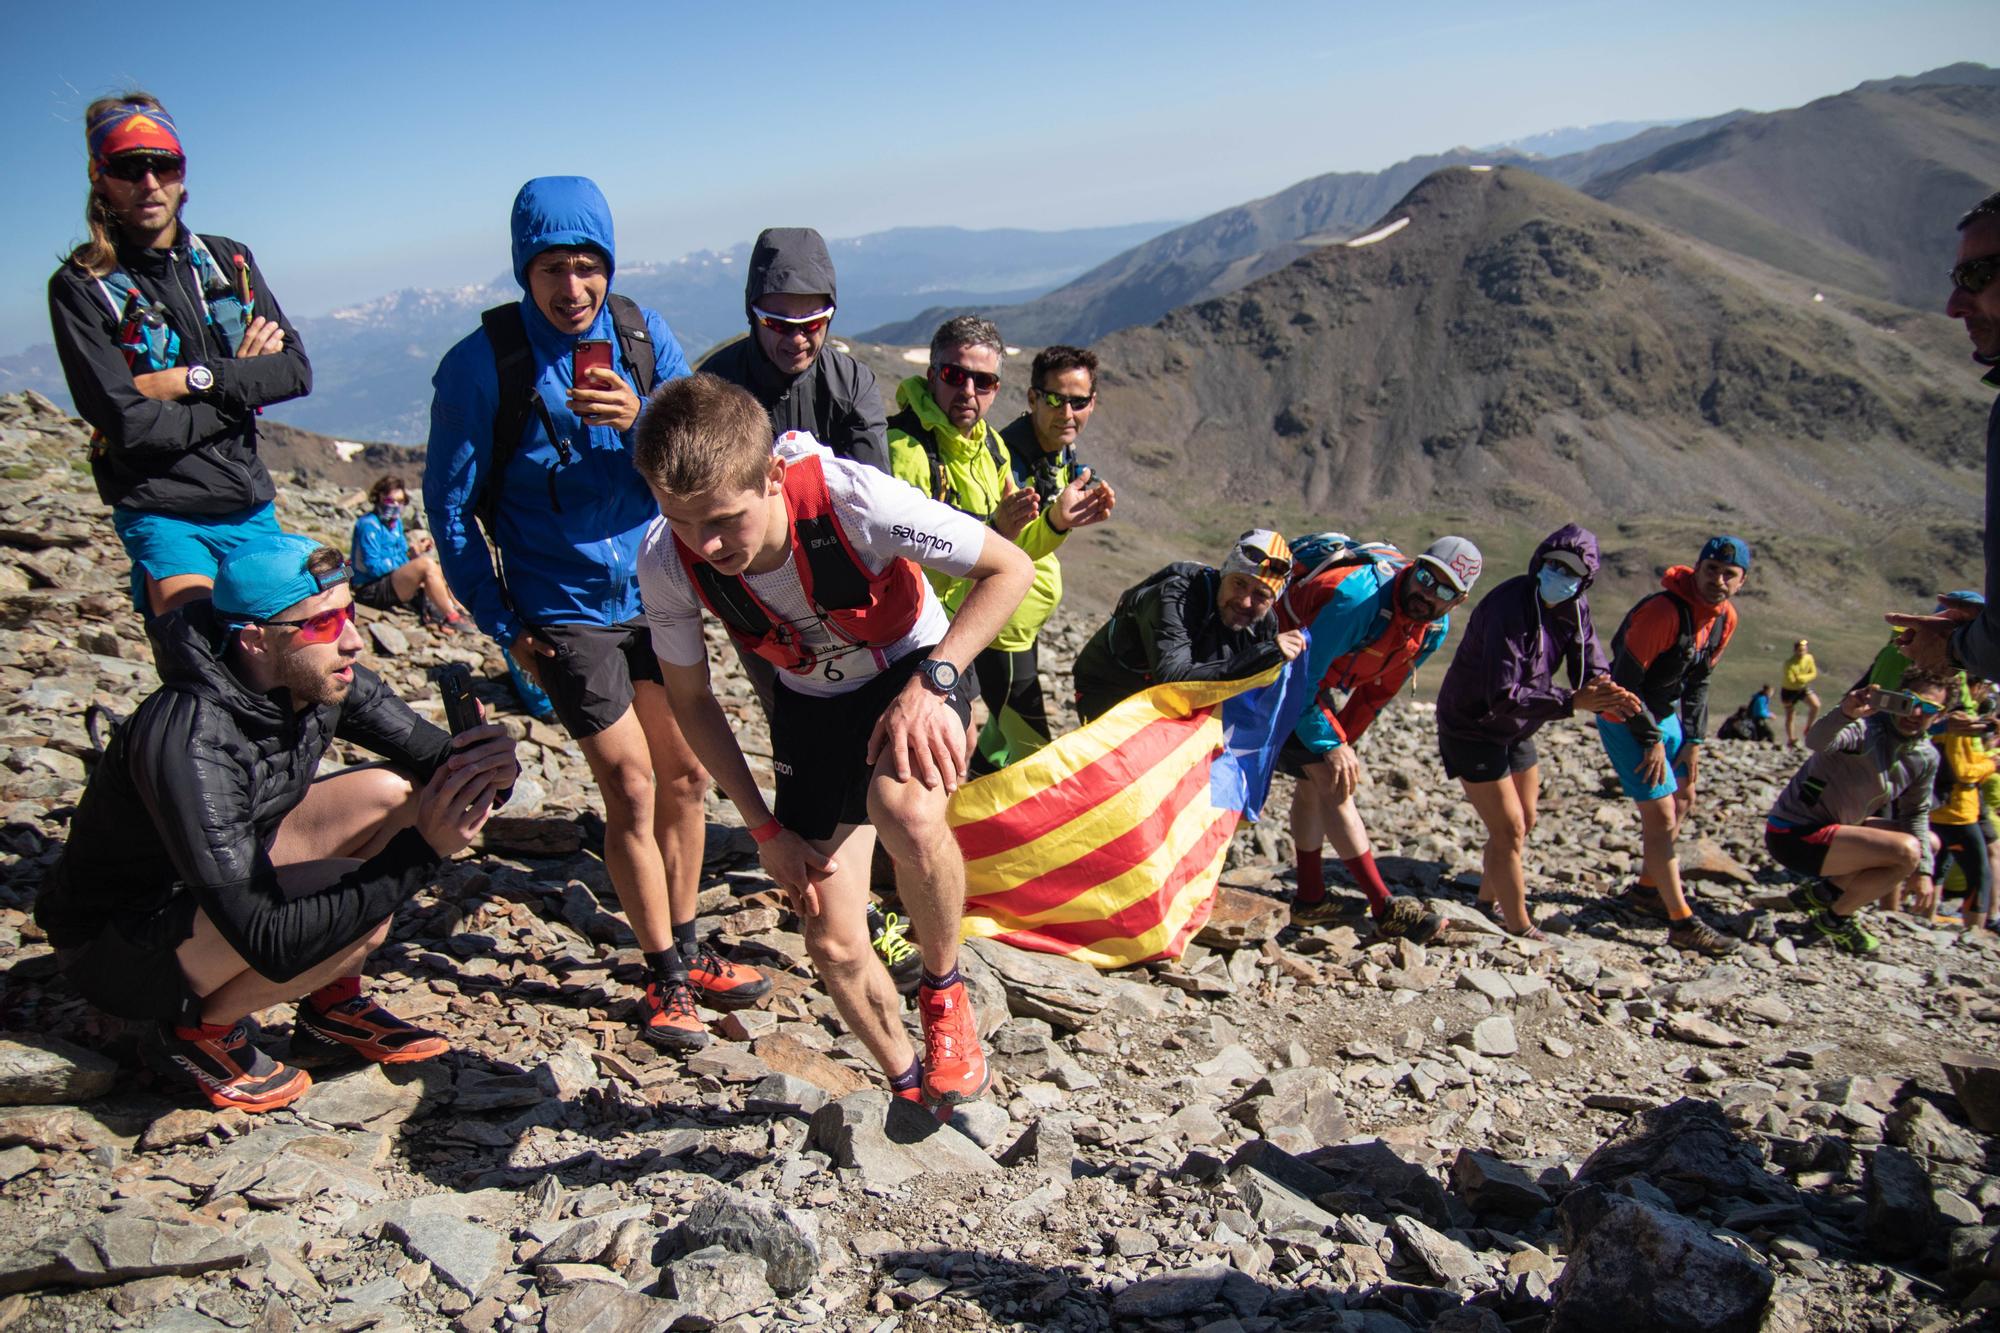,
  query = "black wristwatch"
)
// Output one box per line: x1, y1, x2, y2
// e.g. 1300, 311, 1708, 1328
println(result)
915, 659, 960, 696
185, 364, 215, 398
